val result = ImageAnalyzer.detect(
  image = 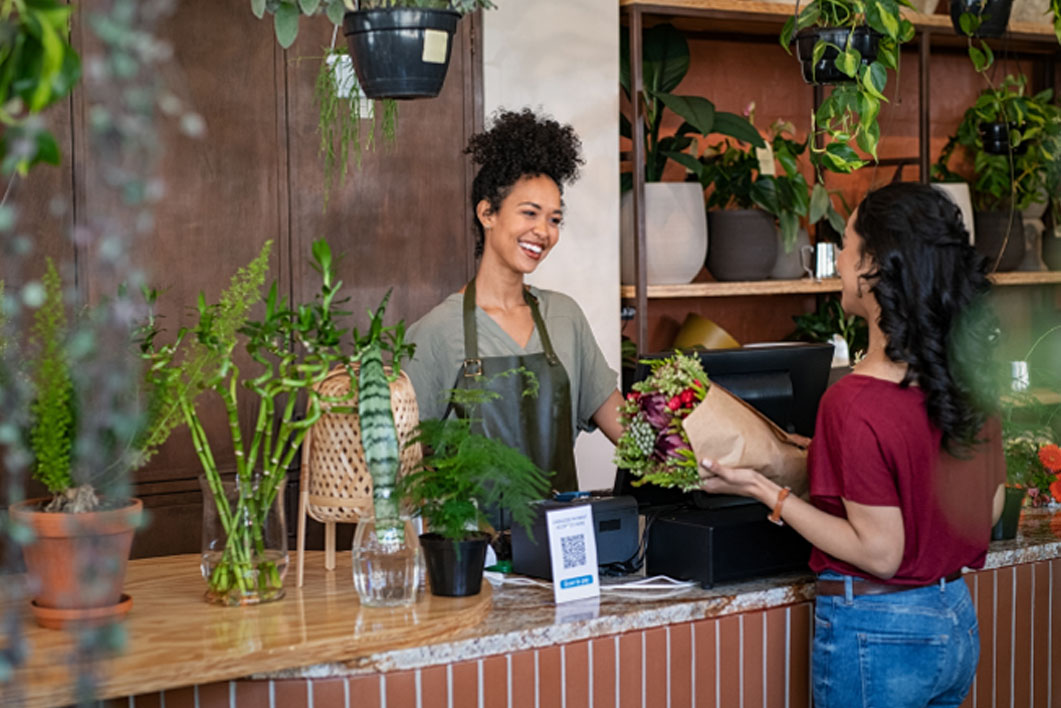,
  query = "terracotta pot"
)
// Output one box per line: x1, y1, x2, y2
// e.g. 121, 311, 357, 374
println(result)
10, 497, 141, 627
